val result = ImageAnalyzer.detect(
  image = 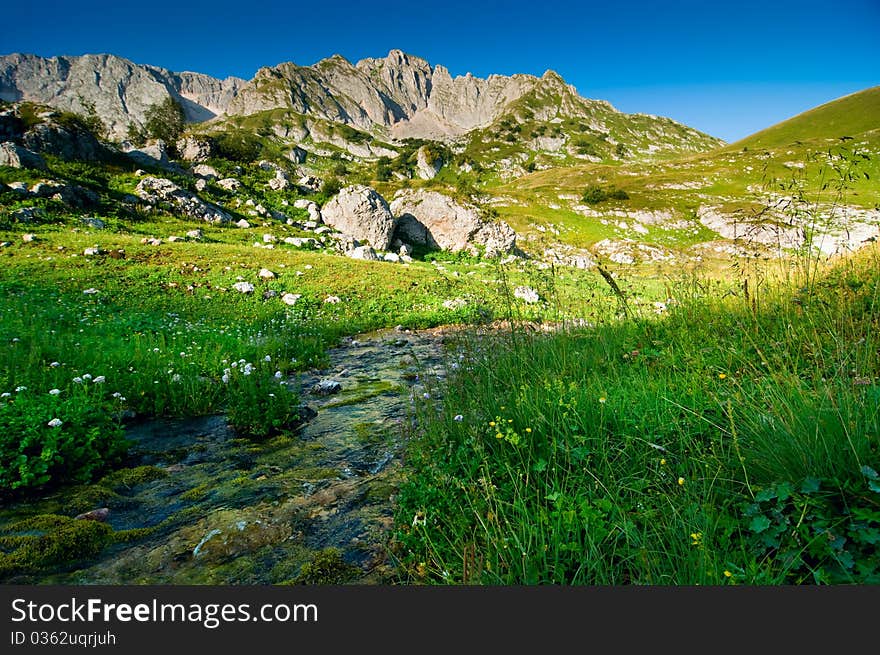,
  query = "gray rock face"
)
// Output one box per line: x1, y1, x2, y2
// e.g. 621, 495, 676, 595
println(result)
390, 189, 516, 256
134, 177, 232, 224
0, 53, 245, 139
0, 141, 46, 169
416, 145, 442, 179
22, 122, 110, 162
321, 185, 396, 250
